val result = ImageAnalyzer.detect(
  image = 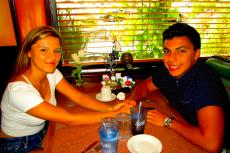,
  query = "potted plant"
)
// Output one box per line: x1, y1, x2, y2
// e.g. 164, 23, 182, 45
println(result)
71, 49, 85, 87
